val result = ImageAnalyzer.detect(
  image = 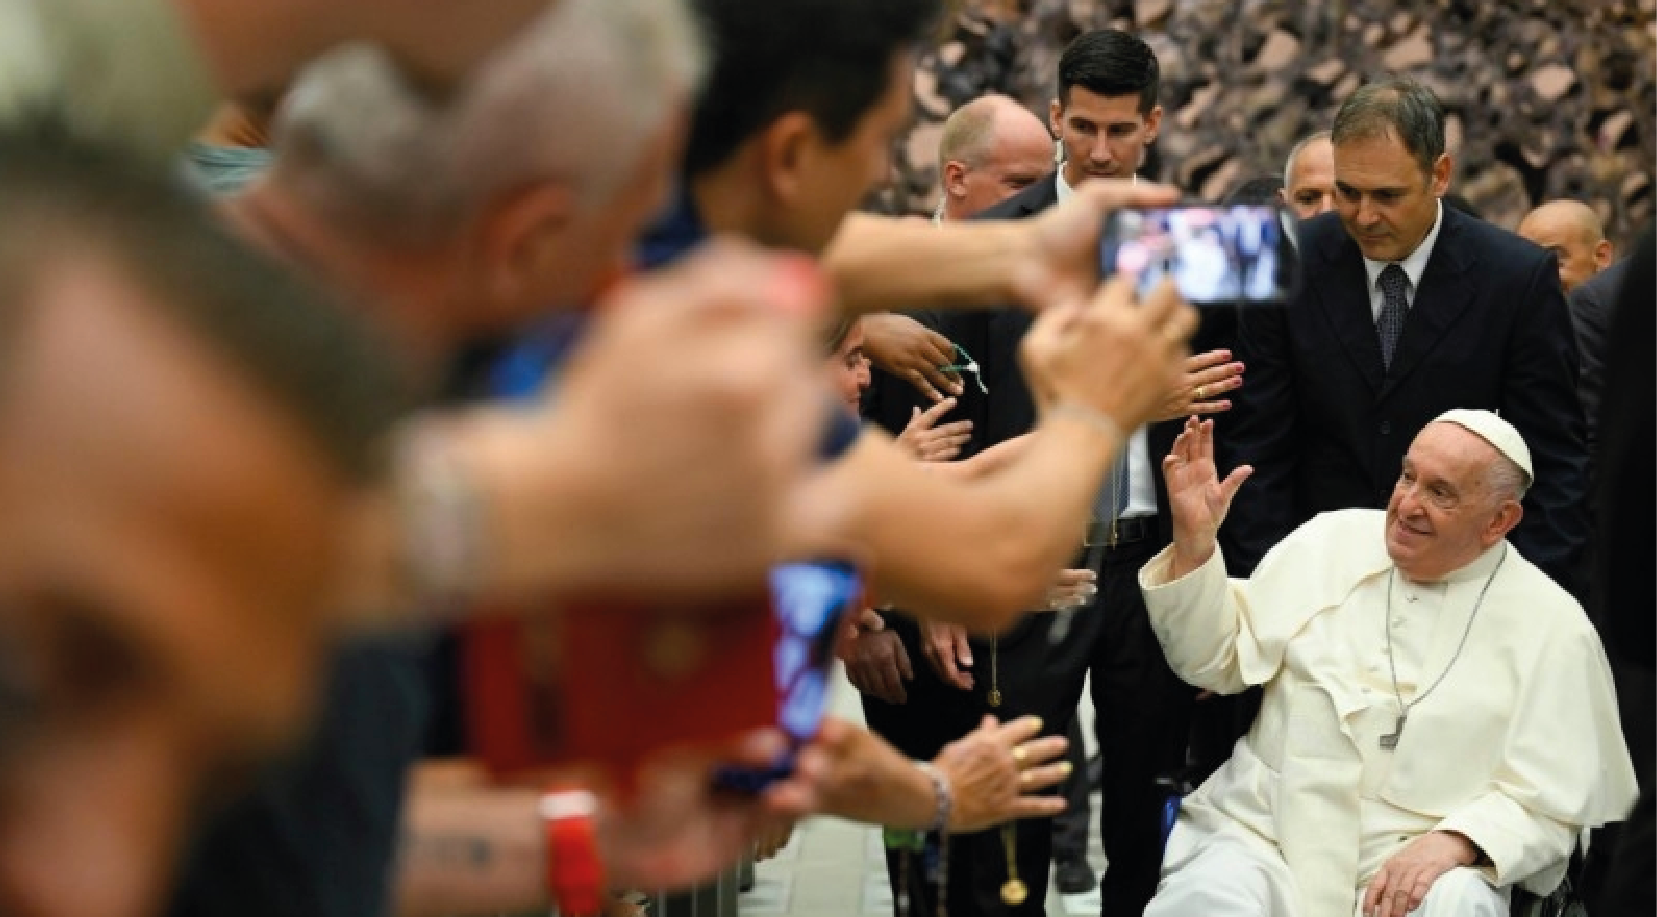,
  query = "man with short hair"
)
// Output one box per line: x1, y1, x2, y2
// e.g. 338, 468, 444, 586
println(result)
0, 128, 406, 917
1225, 77, 1590, 598
1141, 411, 1635, 917
1280, 130, 1335, 220
936, 93, 1054, 221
